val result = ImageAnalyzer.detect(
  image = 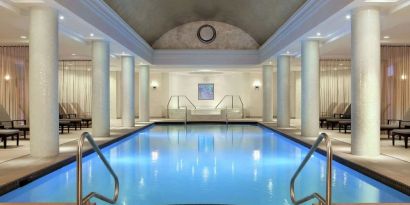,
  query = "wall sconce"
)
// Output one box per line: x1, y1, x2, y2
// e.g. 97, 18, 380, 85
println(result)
151, 81, 159, 89
4, 74, 10, 81
253, 80, 261, 89
401, 74, 408, 80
